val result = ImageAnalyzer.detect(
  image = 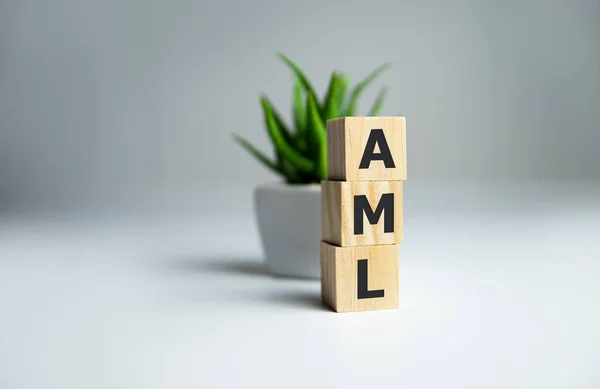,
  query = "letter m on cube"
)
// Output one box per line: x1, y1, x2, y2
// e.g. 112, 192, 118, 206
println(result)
321, 180, 403, 247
